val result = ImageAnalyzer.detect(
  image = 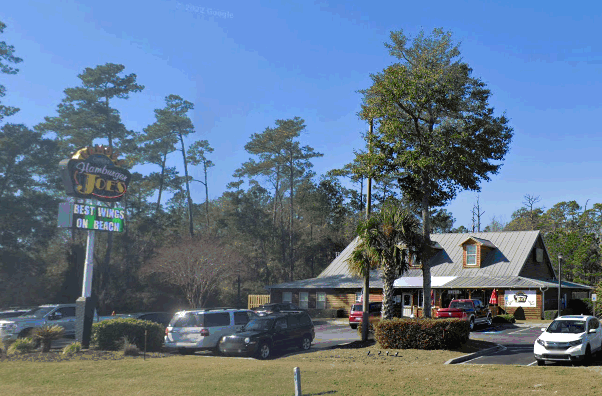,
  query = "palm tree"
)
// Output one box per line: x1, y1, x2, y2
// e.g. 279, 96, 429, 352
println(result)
349, 202, 424, 320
